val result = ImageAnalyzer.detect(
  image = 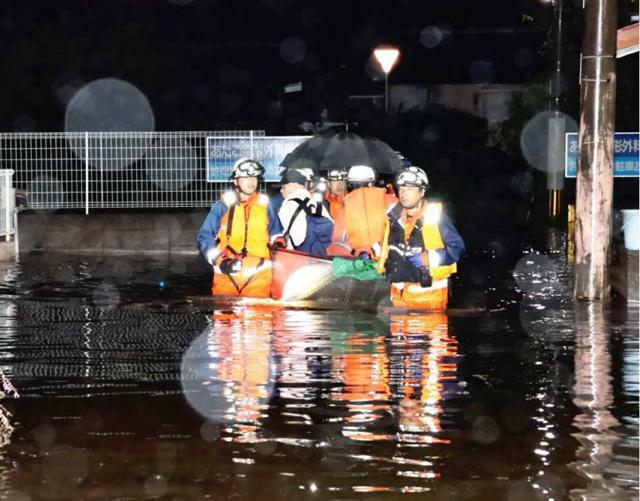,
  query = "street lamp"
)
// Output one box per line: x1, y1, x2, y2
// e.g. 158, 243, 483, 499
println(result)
373, 47, 400, 113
